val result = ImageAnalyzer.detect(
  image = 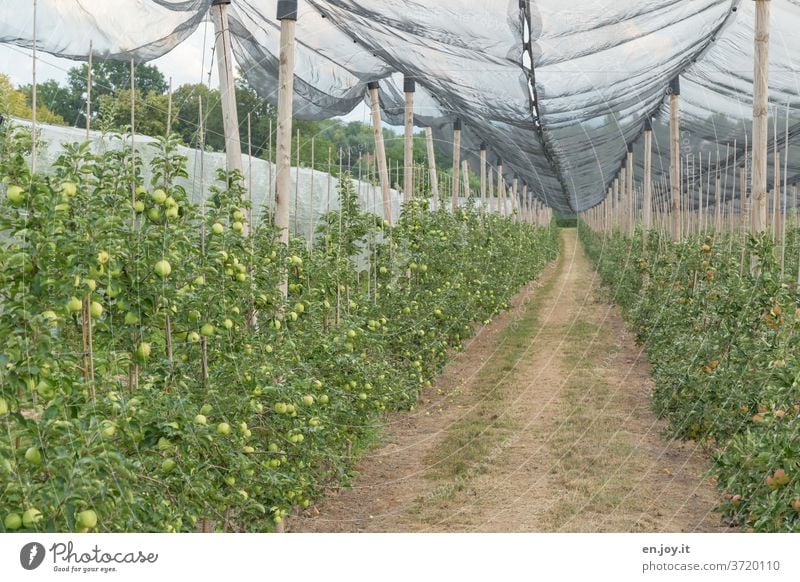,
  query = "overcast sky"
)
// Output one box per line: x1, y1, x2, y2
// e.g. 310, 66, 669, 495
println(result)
0, 22, 371, 124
